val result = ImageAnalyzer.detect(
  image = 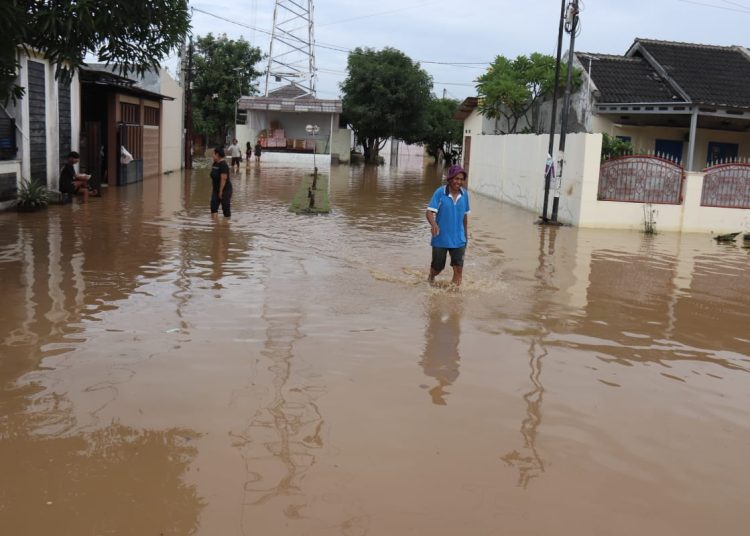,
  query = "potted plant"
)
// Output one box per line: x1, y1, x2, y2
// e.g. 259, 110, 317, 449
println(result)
16, 179, 49, 212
